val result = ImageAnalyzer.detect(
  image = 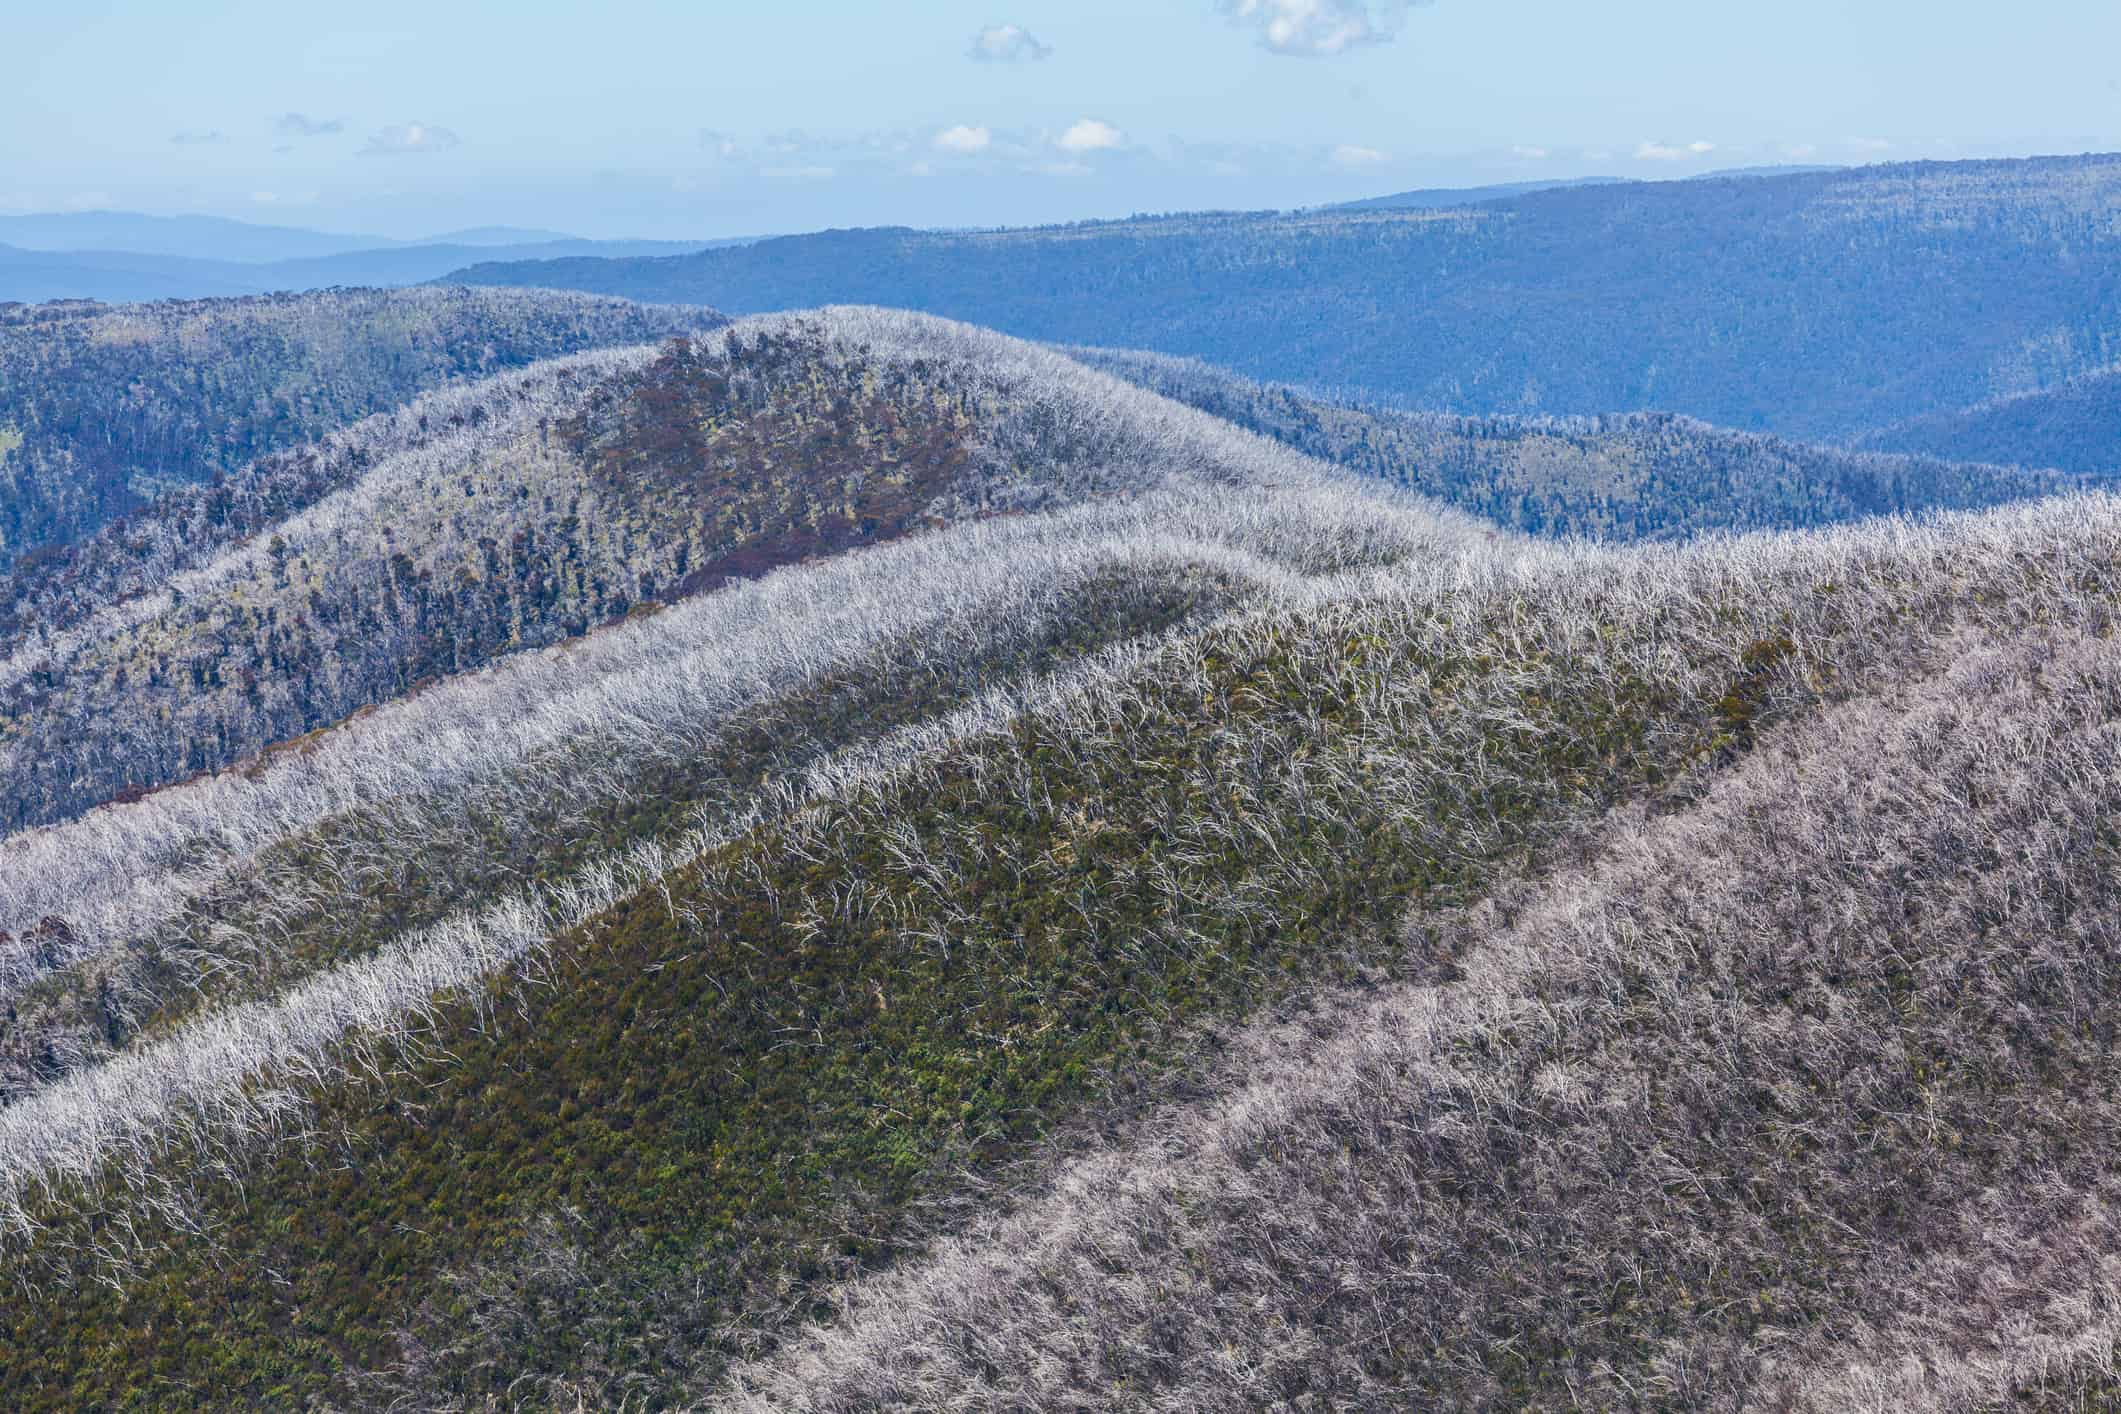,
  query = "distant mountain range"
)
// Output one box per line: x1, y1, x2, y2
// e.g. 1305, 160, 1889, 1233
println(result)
0, 209, 754, 305
1691, 162, 1849, 180
1080, 346, 2101, 541
0, 210, 407, 262
1333, 166, 1849, 213
1855, 363, 2121, 475
0, 210, 649, 263
444, 152, 2121, 442
1328, 176, 1632, 212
